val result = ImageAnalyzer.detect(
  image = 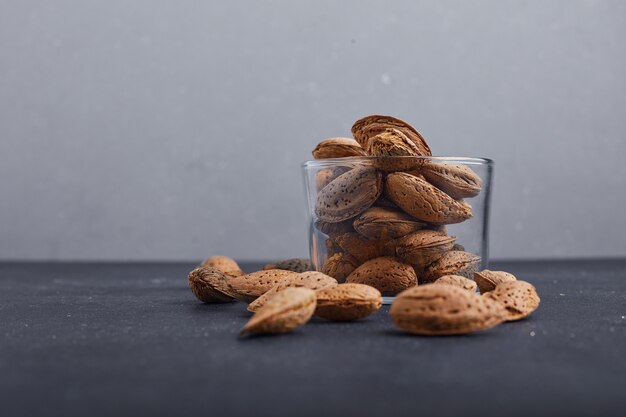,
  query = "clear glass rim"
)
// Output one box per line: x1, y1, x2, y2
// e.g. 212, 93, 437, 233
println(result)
302, 156, 494, 169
